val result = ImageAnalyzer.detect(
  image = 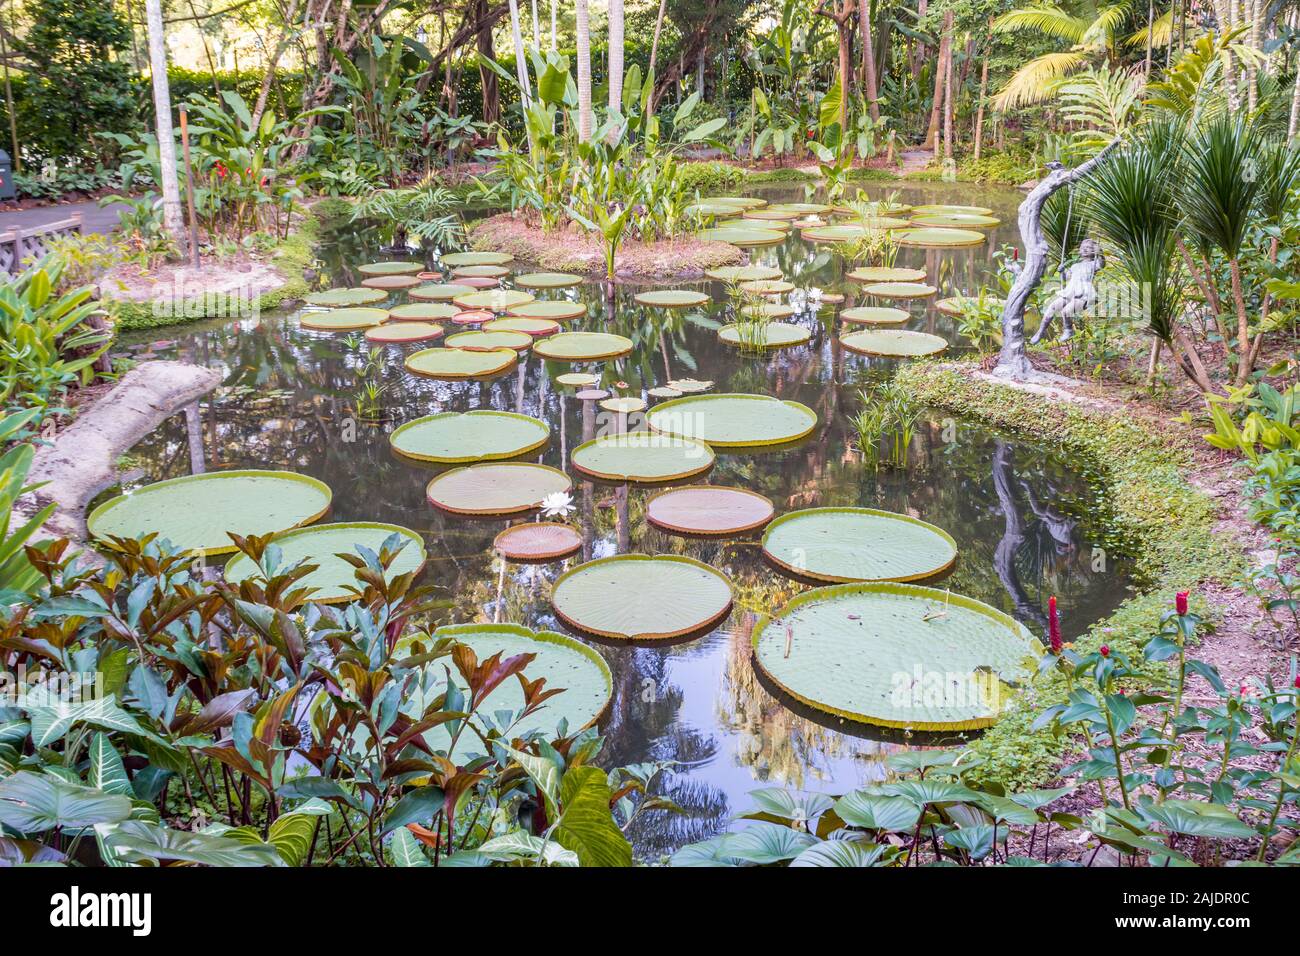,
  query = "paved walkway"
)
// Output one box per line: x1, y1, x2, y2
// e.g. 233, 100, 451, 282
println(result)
0, 199, 126, 235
